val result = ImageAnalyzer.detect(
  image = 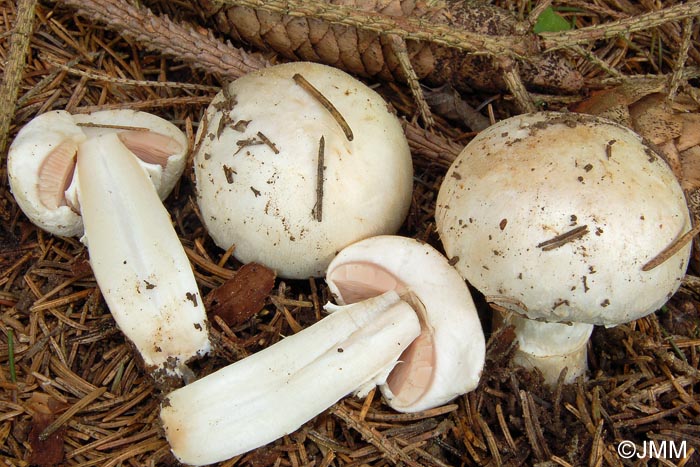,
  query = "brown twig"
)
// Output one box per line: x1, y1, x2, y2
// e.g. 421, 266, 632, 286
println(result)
292, 73, 353, 141
313, 135, 325, 222
540, 2, 700, 51
667, 17, 694, 101
537, 225, 589, 251
57, 0, 269, 79
0, 0, 38, 161
642, 223, 700, 271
